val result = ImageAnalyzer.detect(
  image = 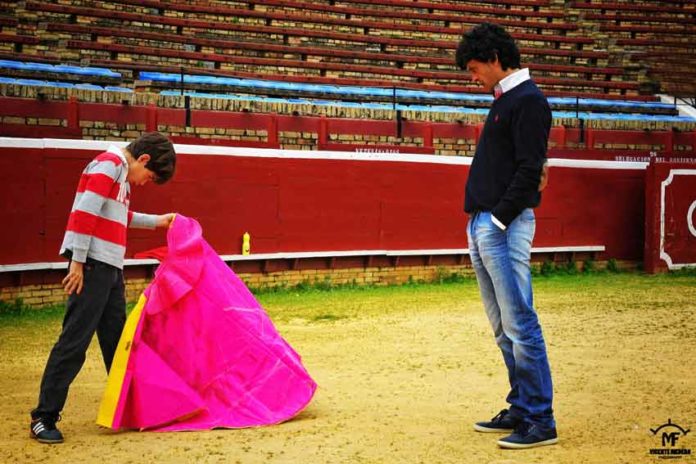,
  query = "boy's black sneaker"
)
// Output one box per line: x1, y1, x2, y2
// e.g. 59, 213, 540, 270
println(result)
473, 409, 521, 433
497, 421, 558, 449
30, 416, 64, 444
